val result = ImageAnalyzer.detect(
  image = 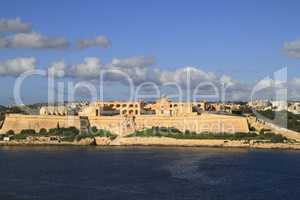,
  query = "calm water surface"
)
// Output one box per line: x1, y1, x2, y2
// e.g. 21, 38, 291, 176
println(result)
0, 146, 300, 200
